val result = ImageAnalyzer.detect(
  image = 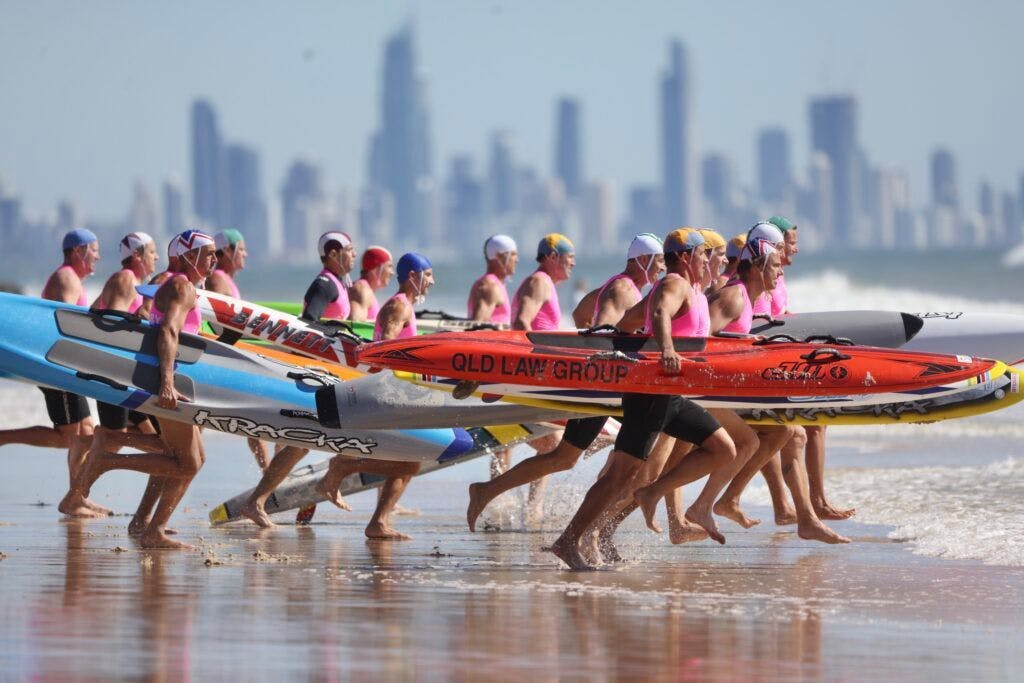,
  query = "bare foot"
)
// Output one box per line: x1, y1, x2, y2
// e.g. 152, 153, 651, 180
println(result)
814, 502, 856, 520
548, 536, 596, 571
668, 517, 709, 544
466, 482, 493, 532
775, 508, 798, 526
313, 478, 352, 511
139, 529, 195, 550
596, 530, 622, 563
365, 522, 411, 541
129, 518, 177, 536
797, 521, 851, 544
713, 499, 761, 528
83, 498, 113, 516
633, 487, 664, 533
684, 506, 725, 545
58, 492, 104, 518
393, 503, 420, 517
239, 500, 276, 529
580, 531, 602, 566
